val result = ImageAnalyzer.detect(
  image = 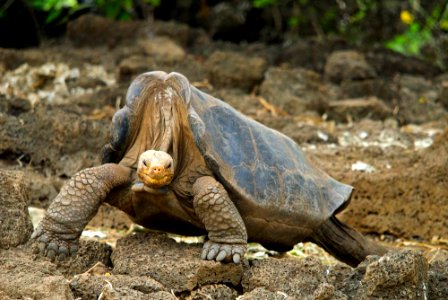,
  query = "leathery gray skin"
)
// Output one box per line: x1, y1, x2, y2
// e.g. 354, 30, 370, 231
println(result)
193, 176, 247, 263
30, 71, 248, 264
31, 163, 133, 261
